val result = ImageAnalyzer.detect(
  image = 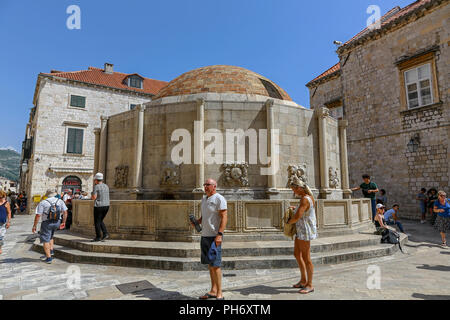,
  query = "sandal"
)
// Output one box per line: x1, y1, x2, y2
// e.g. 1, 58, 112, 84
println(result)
293, 282, 306, 289
216, 297, 225, 300
299, 287, 315, 294
199, 293, 217, 300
